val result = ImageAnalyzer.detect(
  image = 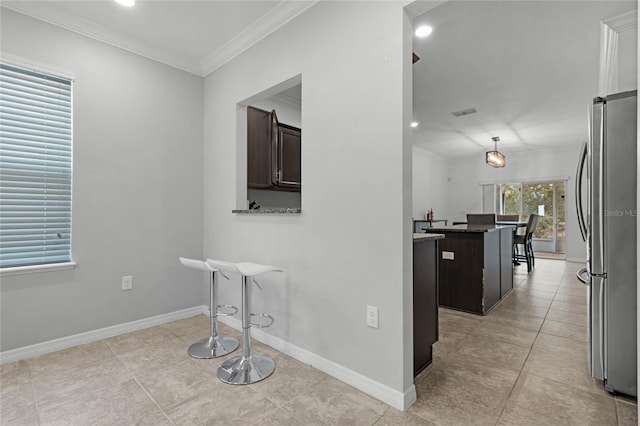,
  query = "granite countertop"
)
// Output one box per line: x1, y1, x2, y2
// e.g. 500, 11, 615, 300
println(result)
424, 224, 514, 233
232, 208, 301, 214
413, 233, 445, 241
